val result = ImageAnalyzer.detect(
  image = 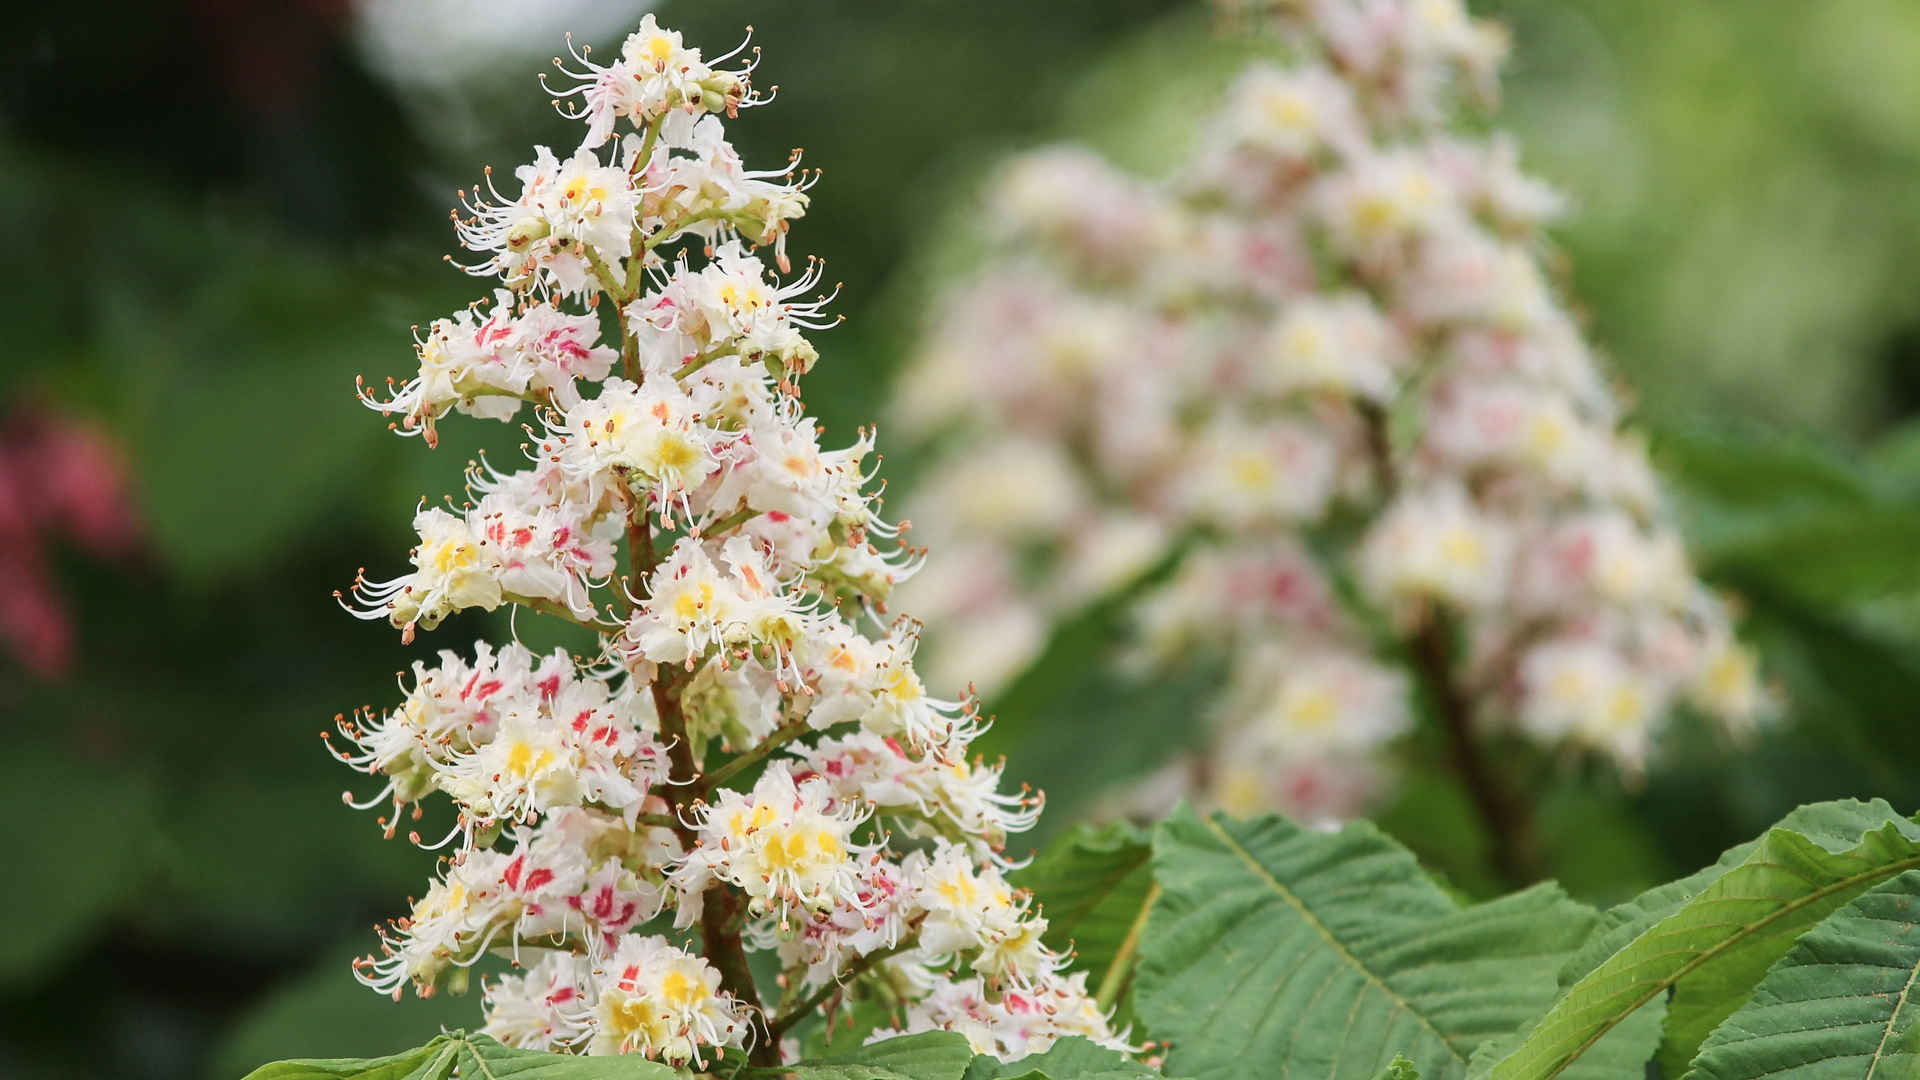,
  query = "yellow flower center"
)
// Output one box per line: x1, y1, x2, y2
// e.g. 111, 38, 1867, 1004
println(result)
719, 282, 768, 312
885, 667, 923, 702
428, 539, 477, 575
660, 969, 697, 1010
674, 582, 716, 622
1604, 686, 1644, 731
504, 739, 555, 779
1264, 92, 1314, 132
1439, 527, 1483, 569
1230, 453, 1275, 492
647, 432, 702, 474
1526, 414, 1568, 458
937, 872, 979, 907
1284, 688, 1338, 732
